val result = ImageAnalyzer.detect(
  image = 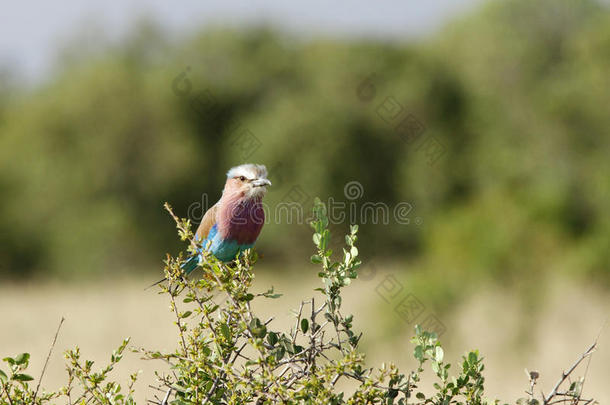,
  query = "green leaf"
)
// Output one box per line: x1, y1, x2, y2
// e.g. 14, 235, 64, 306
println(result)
13, 374, 34, 382
267, 332, 278, 346
414, 346, 424, 362
273, 346, 285, 361
219, 323, 231, 340
15, 353, 30, 366
281, 340, 296, 354
344, 251, 351, 262
435, 346, 444, 363
0, 369, 7, 383
320, 230, 329, 250
310, 254, 323, 264
300, 318, 309, 334
263, 287, 282, 299
249, 318, 267, 338
181, 311, 192, 318
171, 399, 191, 405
